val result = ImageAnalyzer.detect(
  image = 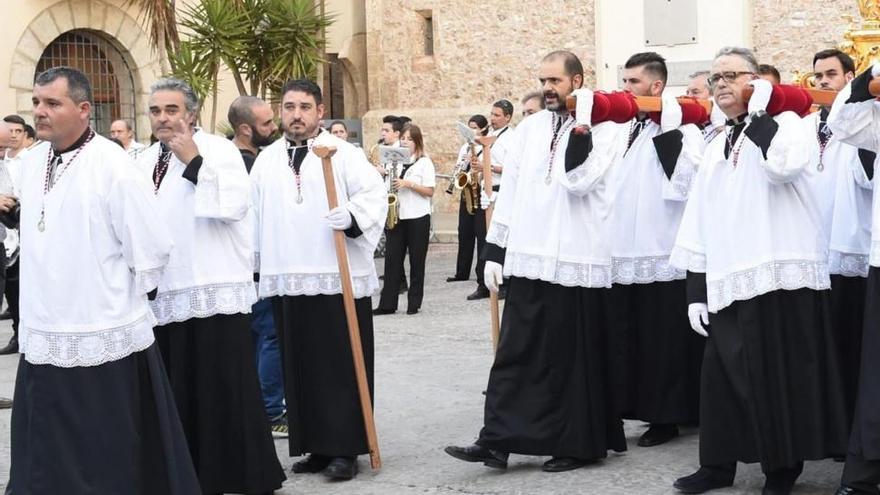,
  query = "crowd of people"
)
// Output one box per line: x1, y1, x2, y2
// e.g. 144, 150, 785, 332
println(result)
1, 41, 880, 495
